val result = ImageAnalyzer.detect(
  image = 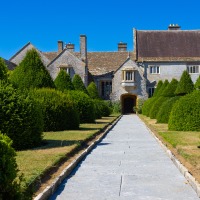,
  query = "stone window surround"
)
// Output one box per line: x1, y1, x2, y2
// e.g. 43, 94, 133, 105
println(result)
121, 68, 136, 82
149, 65, 160, 74
58, 64, 73, 75
187, 65, 199, 74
